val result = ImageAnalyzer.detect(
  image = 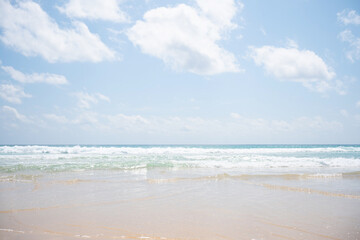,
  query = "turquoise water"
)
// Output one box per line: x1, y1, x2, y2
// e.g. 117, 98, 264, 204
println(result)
1, 144, 359, 173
